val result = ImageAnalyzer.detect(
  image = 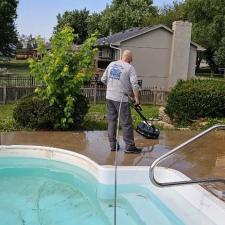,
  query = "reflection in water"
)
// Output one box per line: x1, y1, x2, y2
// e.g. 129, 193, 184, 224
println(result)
1, 129, 225, 198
